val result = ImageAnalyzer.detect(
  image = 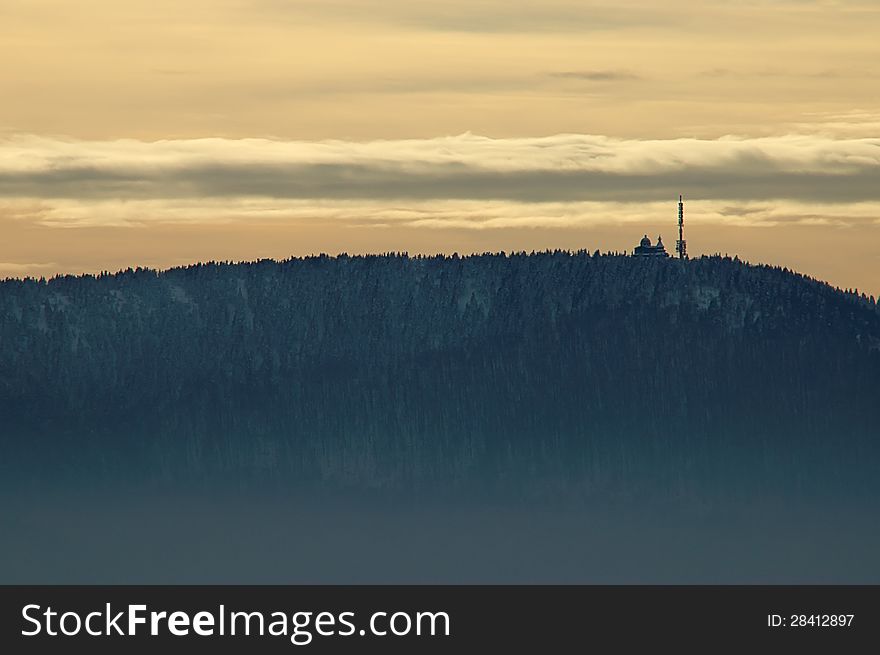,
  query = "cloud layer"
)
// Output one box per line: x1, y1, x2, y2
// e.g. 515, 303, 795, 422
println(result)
1, 132, 877, 295
1, 133, 878, 210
